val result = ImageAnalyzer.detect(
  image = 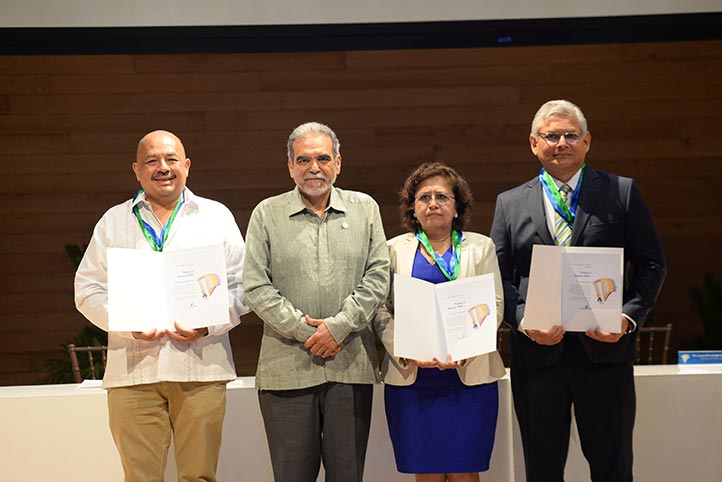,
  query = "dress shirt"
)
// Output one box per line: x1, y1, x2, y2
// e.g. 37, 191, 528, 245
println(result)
542, 168, 582, 237
75, 188, 249, 388
243, 187, 390, 390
